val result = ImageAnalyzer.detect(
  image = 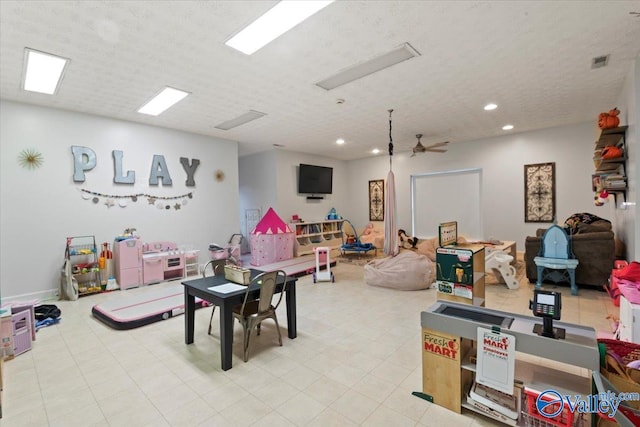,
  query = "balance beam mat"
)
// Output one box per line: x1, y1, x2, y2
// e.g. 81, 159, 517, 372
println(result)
251, 254, 335, 278
92, 283, 207, 330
